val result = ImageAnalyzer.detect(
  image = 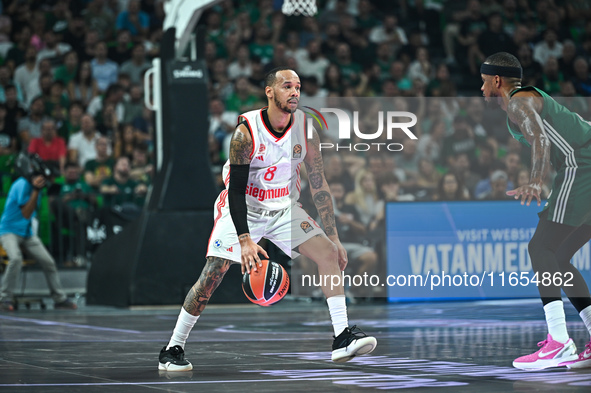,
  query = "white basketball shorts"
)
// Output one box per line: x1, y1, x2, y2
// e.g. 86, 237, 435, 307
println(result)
206, 191, 326, 263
